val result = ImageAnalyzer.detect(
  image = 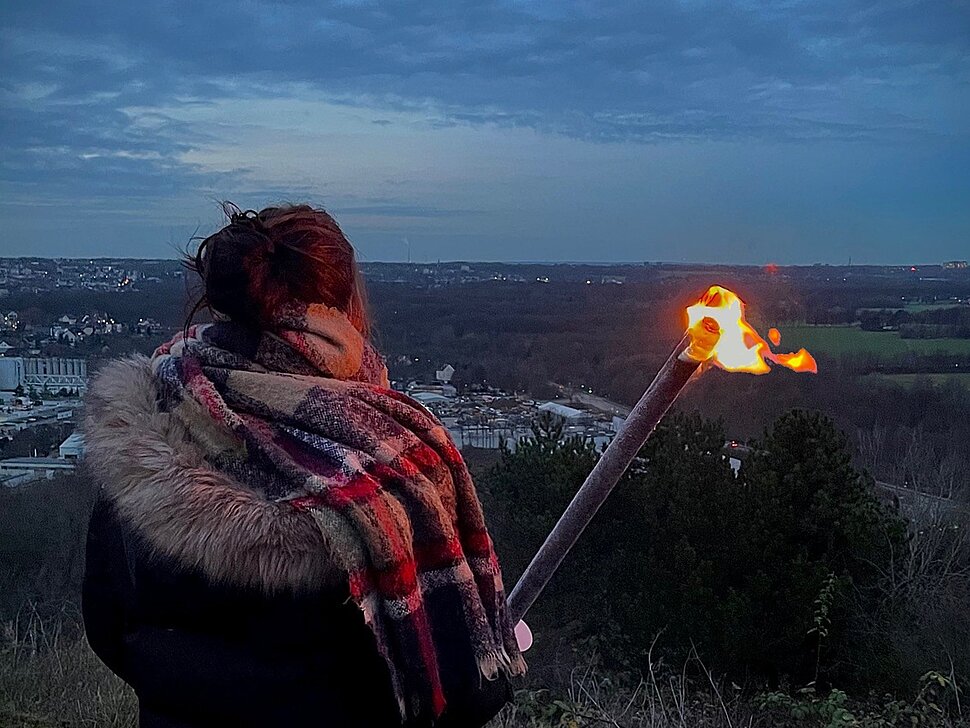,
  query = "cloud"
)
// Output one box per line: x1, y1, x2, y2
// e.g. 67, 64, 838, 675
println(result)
5, 1, 967, 144
0, 1, 967, 260
334, 204, 480, 218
